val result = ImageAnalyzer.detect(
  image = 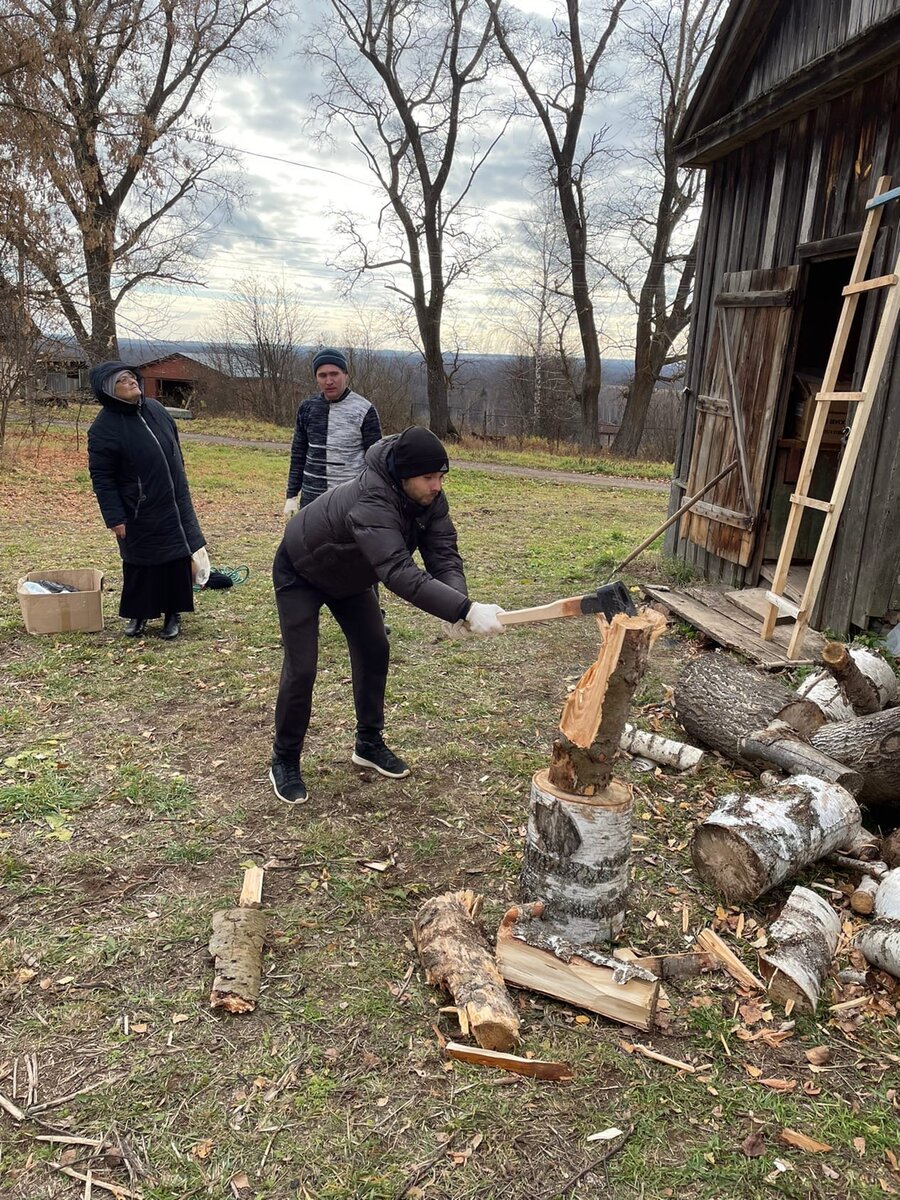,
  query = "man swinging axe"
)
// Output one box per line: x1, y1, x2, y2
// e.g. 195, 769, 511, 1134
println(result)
270, 426, 506, 804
